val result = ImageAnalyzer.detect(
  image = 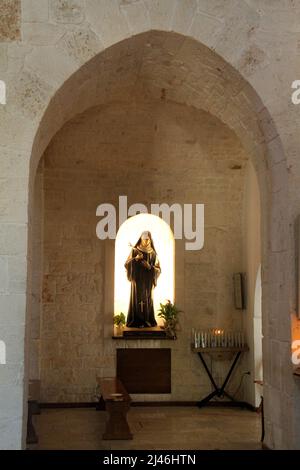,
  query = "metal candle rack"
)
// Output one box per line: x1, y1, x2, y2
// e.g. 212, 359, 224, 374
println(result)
191, 328, 248, 408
